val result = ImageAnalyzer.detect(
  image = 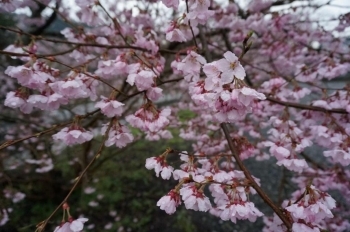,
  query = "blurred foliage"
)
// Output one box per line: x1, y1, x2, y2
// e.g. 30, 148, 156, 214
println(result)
177, 109, 197, 122
0, 13, 16, 50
